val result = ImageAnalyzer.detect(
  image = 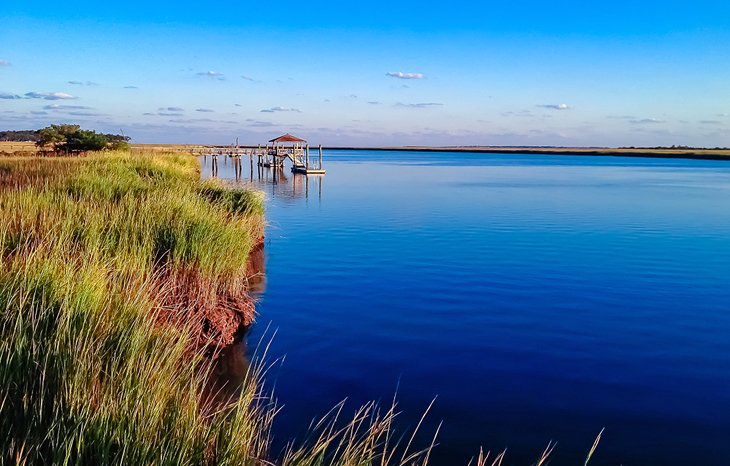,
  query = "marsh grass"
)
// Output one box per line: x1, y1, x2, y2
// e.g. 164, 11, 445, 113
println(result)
0, 151, 270, 465
1, 151, 604, 465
